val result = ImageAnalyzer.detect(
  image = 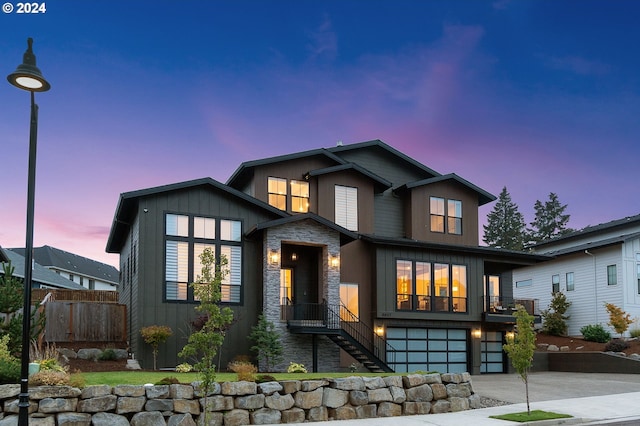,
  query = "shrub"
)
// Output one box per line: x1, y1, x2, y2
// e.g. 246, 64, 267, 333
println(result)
604, 303, 633, 337
29, 370, 70, 386
287, 362, 307, 374
630, 328, 640, 339
0, 359, 20, 384
604, 339, 630, 353
228, 360, 257, 381
541, 292, 571, 336
38, 358, 65, 372
256, 374, 277, 383
580, 324, 611, 343
156, 376, 180, 385
99, 348, 117, 361
175, 363, 193, 373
